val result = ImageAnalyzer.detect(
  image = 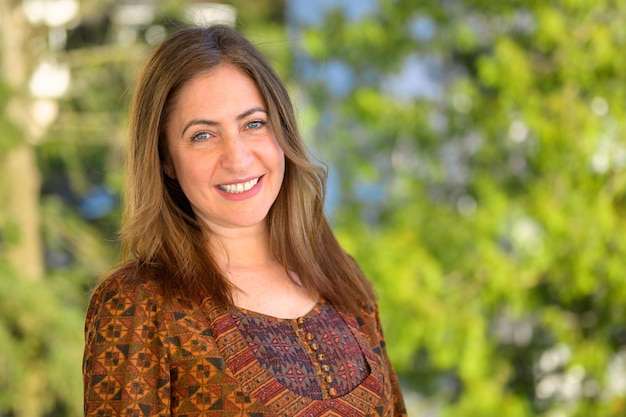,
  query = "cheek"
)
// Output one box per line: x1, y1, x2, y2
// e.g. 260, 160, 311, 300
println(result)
274, 148, 286, 185
165, 151, 185, 180
175, 158, 208, 185
162, 154, 176, 179
272, 137, 286, 172
161, 134, 179, 178
280, 156, 286, 180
